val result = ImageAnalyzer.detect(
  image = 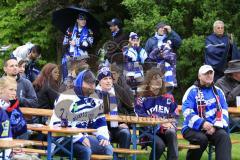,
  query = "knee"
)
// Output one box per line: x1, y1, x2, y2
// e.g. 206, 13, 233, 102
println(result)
104, 144, 113, 155
197, 134, 209, 148
165, 128, 177, 138
119, 128, 131, 139
155, 138, 166, 152
216, 129, 231, 143
78, 147, 92, 158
